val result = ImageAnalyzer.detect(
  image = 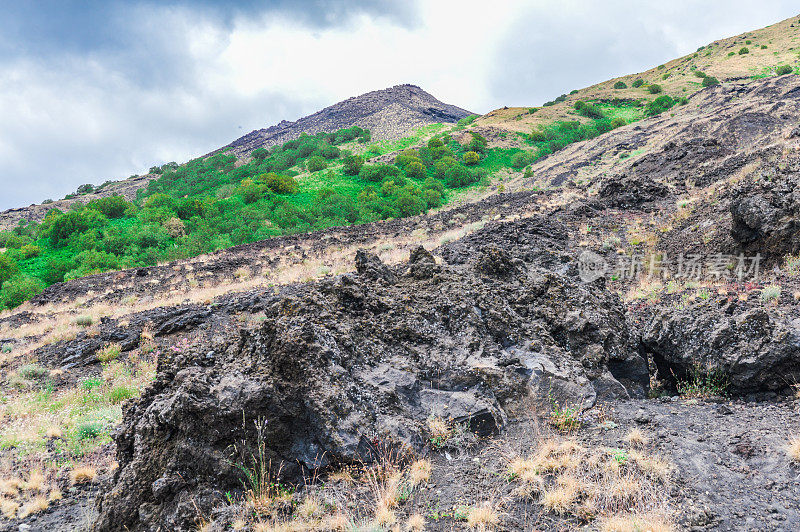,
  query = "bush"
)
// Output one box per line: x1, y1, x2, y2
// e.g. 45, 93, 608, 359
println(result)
574, 101, 604, 119
511, 151, 534, 169
632, 79, 644, 88
75, 315, 93, 327
702, 76, 720, 87
251, 148, 269, 160
463, 151, 480, 166
444, 165, 478, 188
306, 156, 328, 173
0, 275, 45, 309
427, 137, 444, 149
163, 217, 186, 238
434, 157, 457, 179
646, 95, 676, 116
648, 84, 662, 94
404, 161, 427, 179
260, 173, 299, 194
610, 117, 627, 128
86, 196, 131, 219
739, 47, 749, 55
18, 363, 48, 380
48, 209, 108, 247
467, 132, 488, 153
342, 155, 364, 175
693, 70, 707, 78
776, 65, 794, 76
613, 81, 627, 89
0, 254, 19, 288
319, 145, 340, 159
359, 164, 400, 183
76, 184, 95, 195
